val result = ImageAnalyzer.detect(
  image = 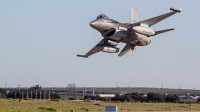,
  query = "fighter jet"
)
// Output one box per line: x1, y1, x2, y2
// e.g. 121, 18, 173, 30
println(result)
77, 7, 182, 58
